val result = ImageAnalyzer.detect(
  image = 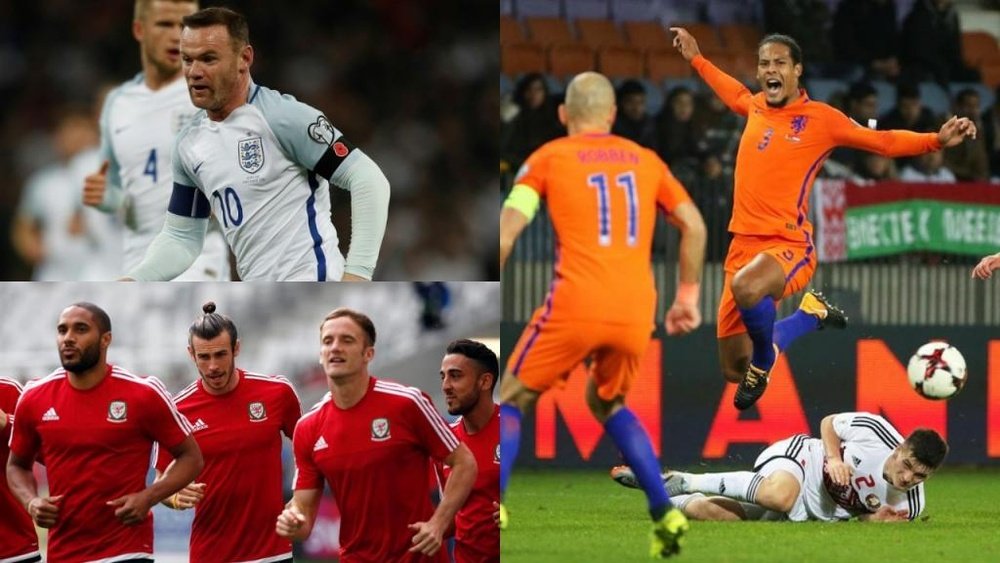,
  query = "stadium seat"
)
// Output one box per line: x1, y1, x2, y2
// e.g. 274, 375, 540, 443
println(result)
548, 44, 596, 79
576, 18, 626, 50
719, 23, 761, 53
500, 16, 527, 46
676, 22, 725, 55
948, 82, 996, 114
706, 0, 759, 25
980, 62, 1000, 90
623, 21, 671, 52
918, 82, 952, 117
515, 0, 561, 18
870, 80, 897, 118
565, 0, 610, 20
709, 53, 755, 83
598, 46, 644, 78
502, 43, 547, 76
806, 78, 846, 104
612, 0, 698, 23
525, 17, 577, 47
961, 31, 1000, 68
647, 48, 693, 81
